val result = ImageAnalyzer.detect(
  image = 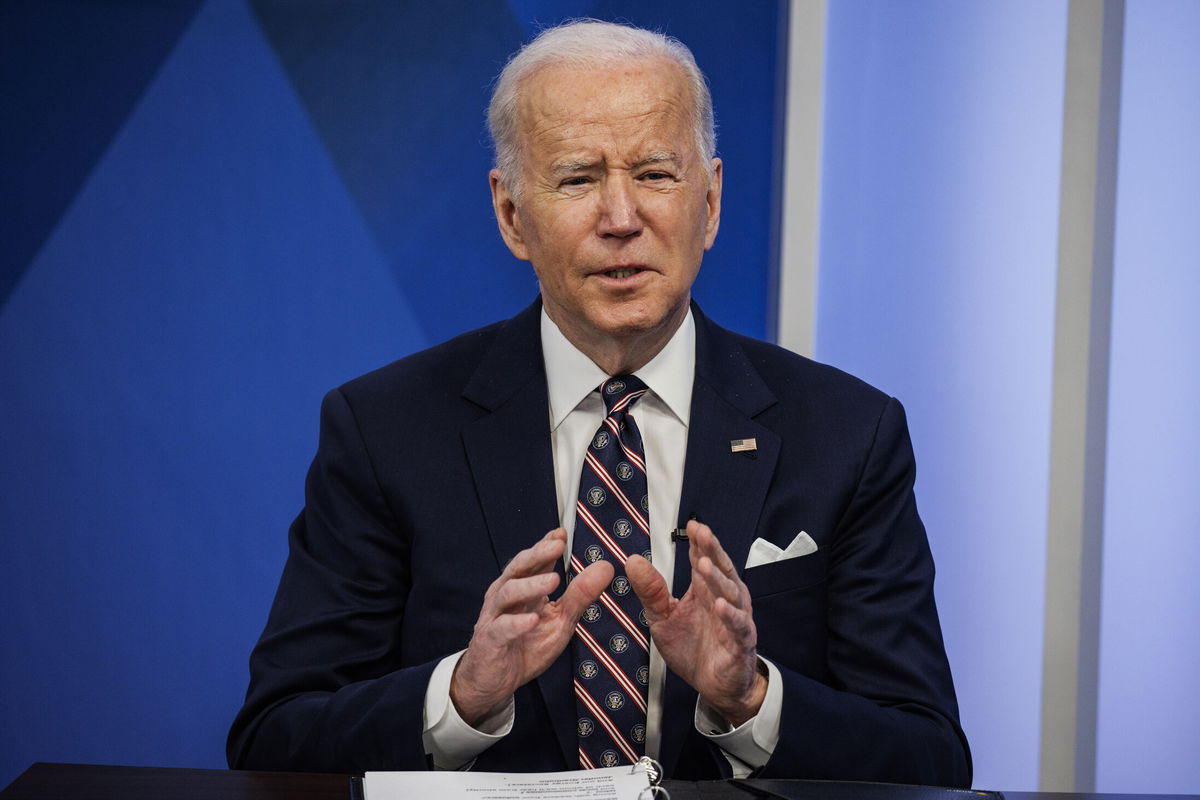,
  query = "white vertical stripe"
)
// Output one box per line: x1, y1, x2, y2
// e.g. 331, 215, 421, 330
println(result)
1040, 0, 1125, 791
776, 0, 826, 356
